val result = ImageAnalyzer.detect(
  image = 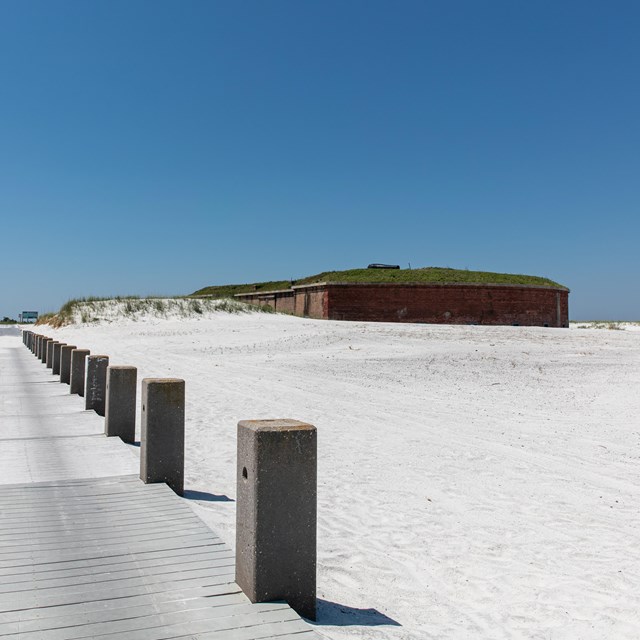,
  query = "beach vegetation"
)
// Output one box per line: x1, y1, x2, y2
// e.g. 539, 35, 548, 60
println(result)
36, 295, 273, 327
191, 266, 567, 298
